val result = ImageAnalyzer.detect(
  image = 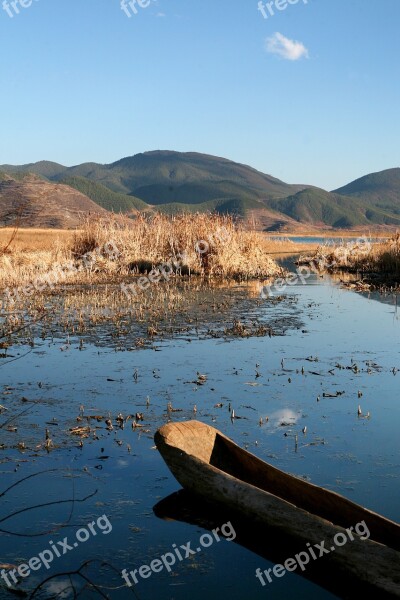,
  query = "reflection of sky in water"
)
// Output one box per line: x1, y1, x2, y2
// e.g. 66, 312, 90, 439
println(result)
269, 408, 299, 427
0, 274, 399, 600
